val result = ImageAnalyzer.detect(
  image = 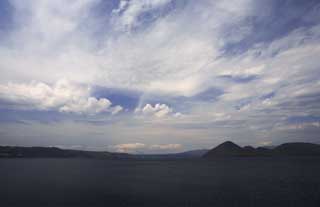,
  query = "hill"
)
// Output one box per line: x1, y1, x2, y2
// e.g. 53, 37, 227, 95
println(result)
0, 146, 129, 159
2, 142, 320, 160
0, 146, 208, 160
130, 149, 209, 160
203, 141, 247, 158
203, 141, 320, 158
273, 143, 320, 156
